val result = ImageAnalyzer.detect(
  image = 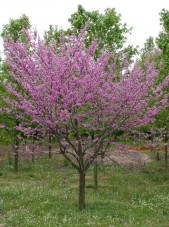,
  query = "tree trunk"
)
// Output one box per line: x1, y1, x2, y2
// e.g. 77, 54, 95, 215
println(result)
32, 151, 35, 164
79, 171, 86, 210
164, 133, 168, 164
14, 120, 19, 173
156, 151, 160, 161
48, 135, 52, 158
8, 148, 12, 165
94, 160, 98, 190
151, 133, 155, 153
32, 136, 35, 164
165, 145, 168, 164
14, 140, 19, 173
